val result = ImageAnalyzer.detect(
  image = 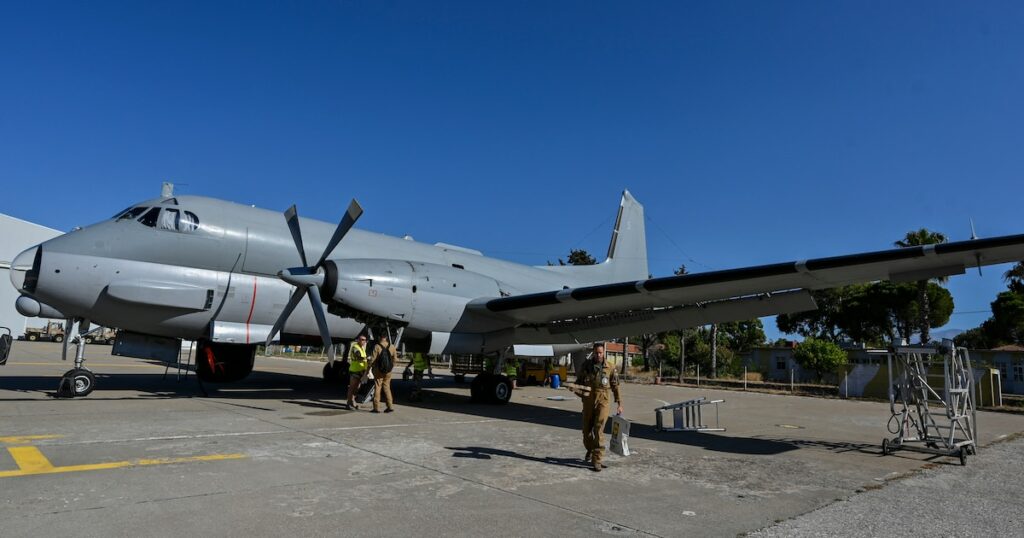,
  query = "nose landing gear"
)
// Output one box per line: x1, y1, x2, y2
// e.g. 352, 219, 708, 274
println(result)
56, 318, 96, 398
